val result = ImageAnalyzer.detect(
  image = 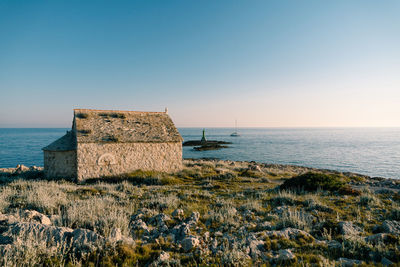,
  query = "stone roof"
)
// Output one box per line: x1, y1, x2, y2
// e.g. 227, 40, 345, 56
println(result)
73, 109, 183, 143
42, 131, 76, 151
